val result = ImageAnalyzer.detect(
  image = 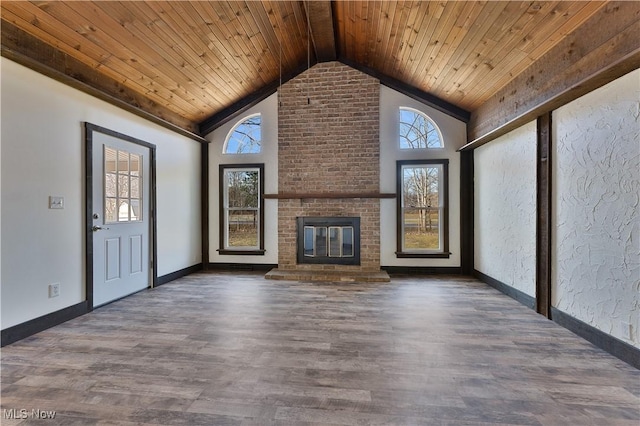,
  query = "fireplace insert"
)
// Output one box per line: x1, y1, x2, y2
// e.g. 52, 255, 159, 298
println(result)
297, 217, 360, 265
